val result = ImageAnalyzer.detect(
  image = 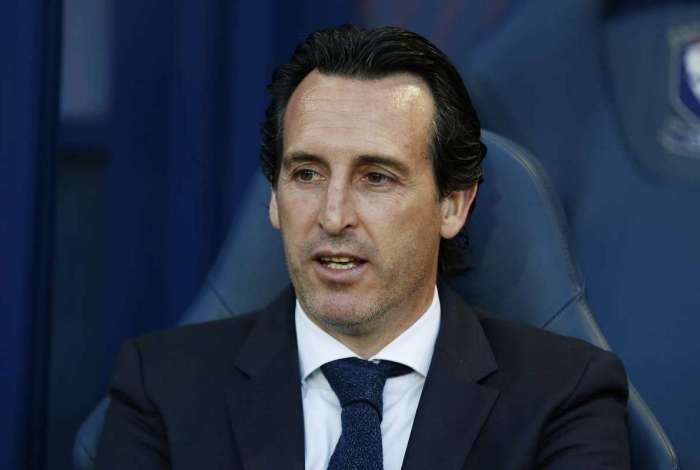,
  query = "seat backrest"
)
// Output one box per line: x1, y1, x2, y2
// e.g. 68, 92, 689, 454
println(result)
74, 131, 678, 469
453, 132, 679, 470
